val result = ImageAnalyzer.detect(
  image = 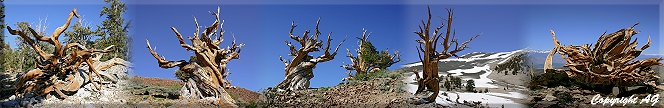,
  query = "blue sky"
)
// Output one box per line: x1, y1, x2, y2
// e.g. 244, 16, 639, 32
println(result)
3, 0, 662, 92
